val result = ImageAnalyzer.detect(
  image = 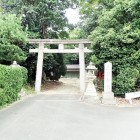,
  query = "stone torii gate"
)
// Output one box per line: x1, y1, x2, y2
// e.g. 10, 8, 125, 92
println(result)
29, 39, 92, 93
